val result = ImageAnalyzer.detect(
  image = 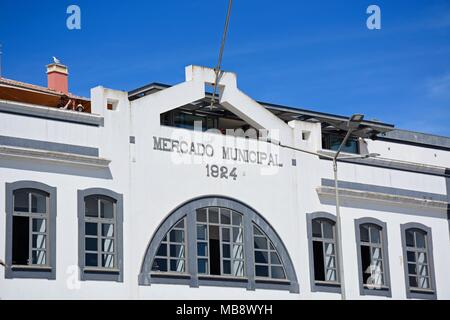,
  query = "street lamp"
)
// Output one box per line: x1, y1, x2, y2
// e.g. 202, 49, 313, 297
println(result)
278, 113, 379, 299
